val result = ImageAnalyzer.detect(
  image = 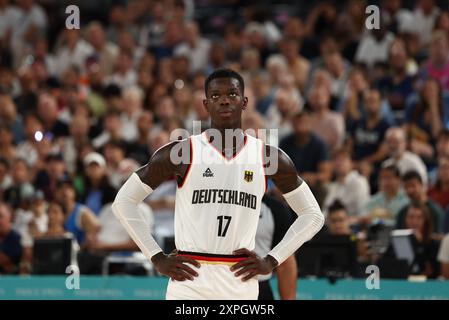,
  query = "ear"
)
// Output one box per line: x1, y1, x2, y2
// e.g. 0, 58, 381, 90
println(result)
242, 96, 248, 110
203, 98, 210, 113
